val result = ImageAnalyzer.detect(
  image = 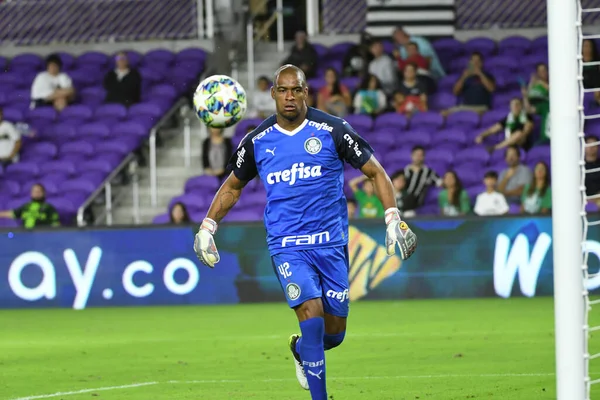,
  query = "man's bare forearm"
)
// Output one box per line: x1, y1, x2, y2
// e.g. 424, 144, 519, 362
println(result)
205, 174, 246, 224
360, 157, 397, 211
